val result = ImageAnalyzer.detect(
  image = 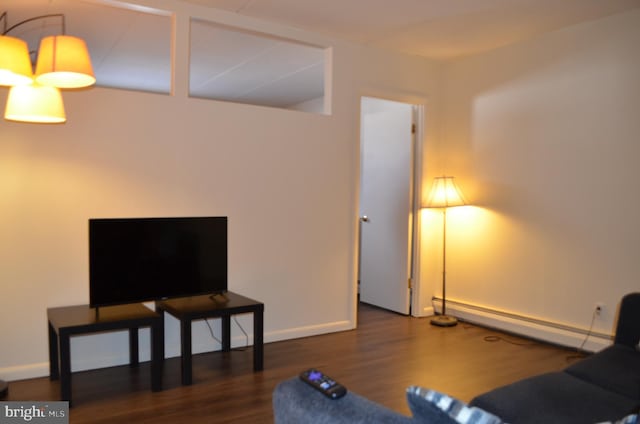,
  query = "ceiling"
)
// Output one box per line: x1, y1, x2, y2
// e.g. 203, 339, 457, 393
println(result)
3, 0, 639, 109
183, 0, 640, 59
